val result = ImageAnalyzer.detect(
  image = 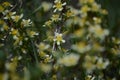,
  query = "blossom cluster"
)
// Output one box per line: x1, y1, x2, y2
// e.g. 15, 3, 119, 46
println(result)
0, 0, 120, 80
